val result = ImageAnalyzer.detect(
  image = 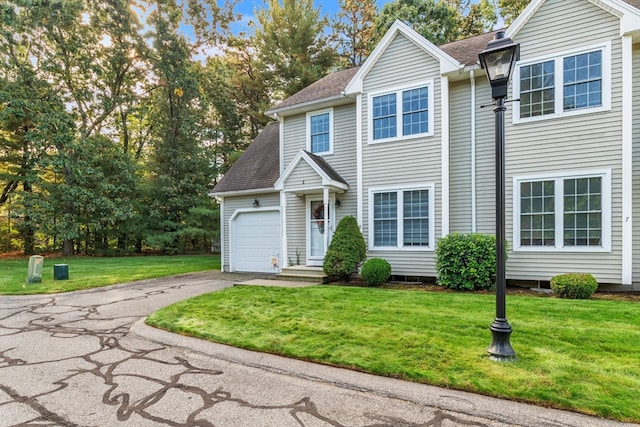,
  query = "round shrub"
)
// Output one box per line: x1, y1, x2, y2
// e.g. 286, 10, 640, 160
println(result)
323, 216, 366, 282
361, 258, 391, 287
550, 273, 598, 299
435, 233, 498, 291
